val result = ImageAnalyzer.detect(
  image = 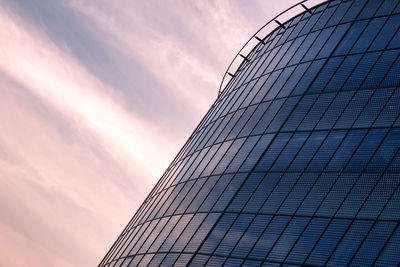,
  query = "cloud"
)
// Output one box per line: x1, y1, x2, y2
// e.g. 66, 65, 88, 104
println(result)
0, 5, 171, 266
0, 5, 175, 179
0, 67, 144, 266
0, 0, 306, 266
